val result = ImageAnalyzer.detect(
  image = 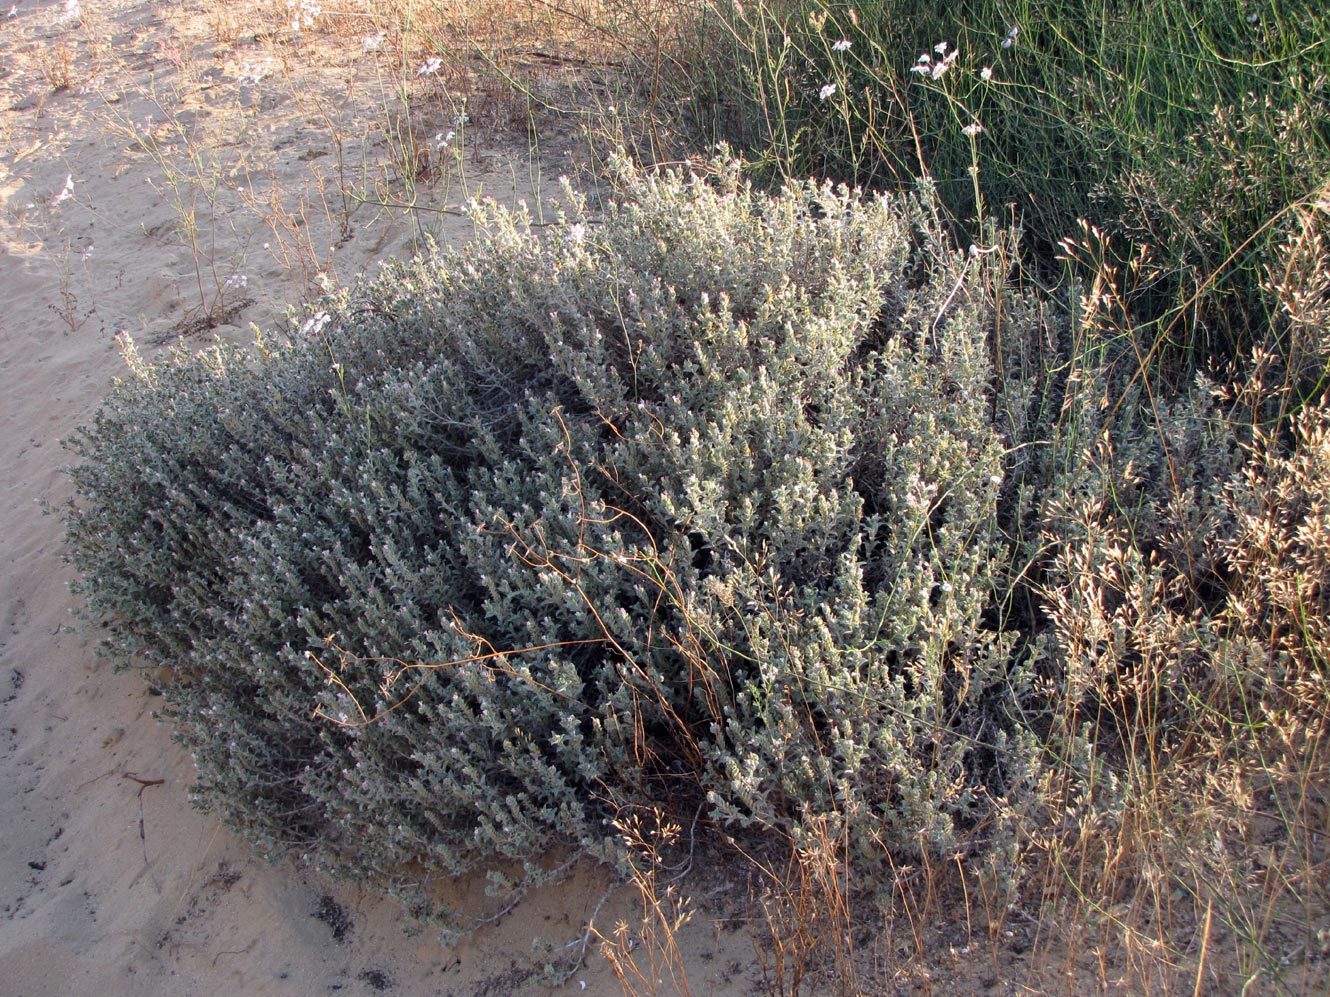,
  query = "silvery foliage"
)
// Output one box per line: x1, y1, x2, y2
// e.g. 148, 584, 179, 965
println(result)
65, 154, 1044, 920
